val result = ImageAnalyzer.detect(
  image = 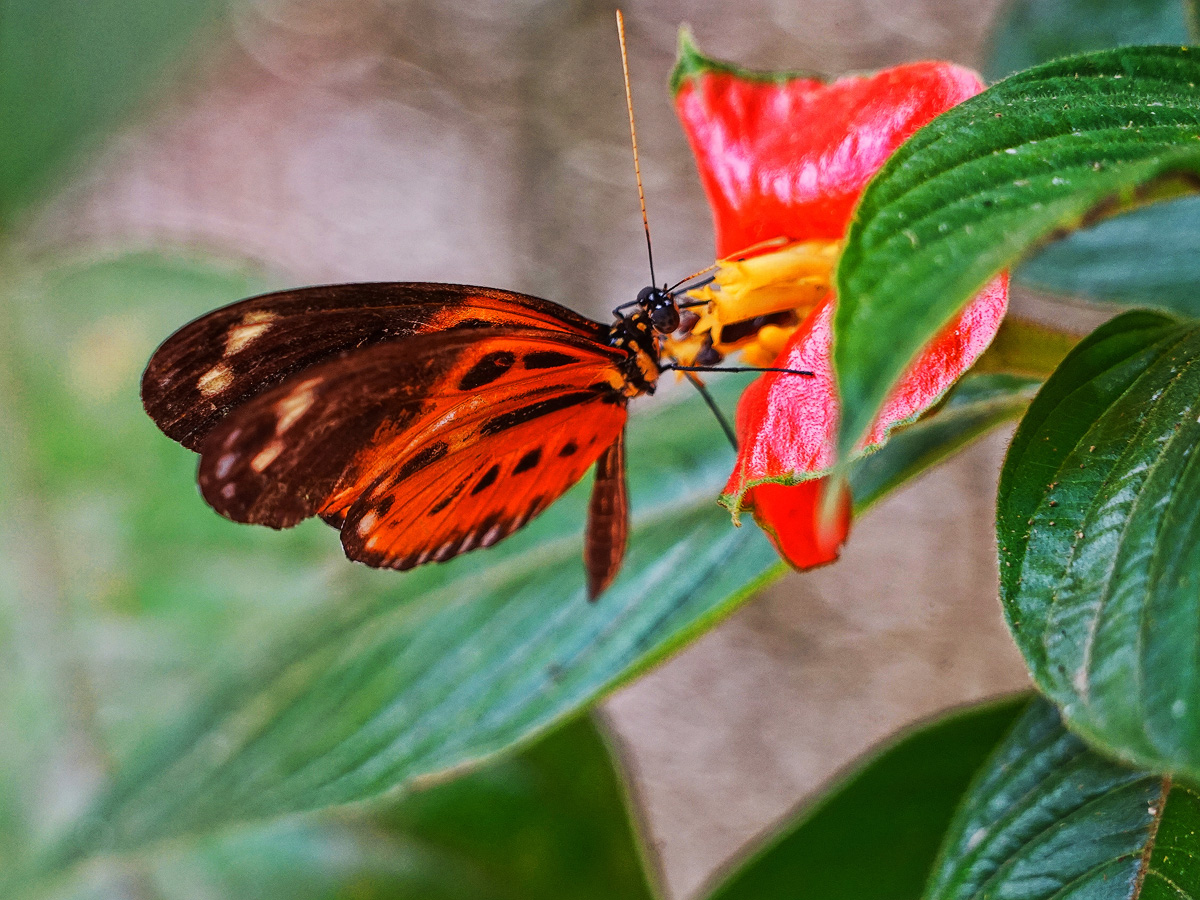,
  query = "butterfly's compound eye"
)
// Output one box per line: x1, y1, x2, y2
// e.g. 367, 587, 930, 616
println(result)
648, 296, 680, 334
